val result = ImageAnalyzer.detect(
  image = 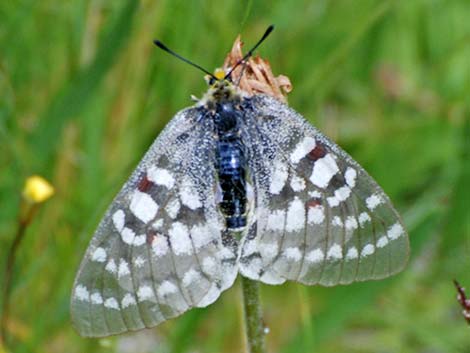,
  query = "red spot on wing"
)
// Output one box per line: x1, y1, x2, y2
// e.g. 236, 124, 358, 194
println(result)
146, 230, 158, 245
138, 174, 154, 192
307, 198, 322, 208
307, 142, 326, 161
